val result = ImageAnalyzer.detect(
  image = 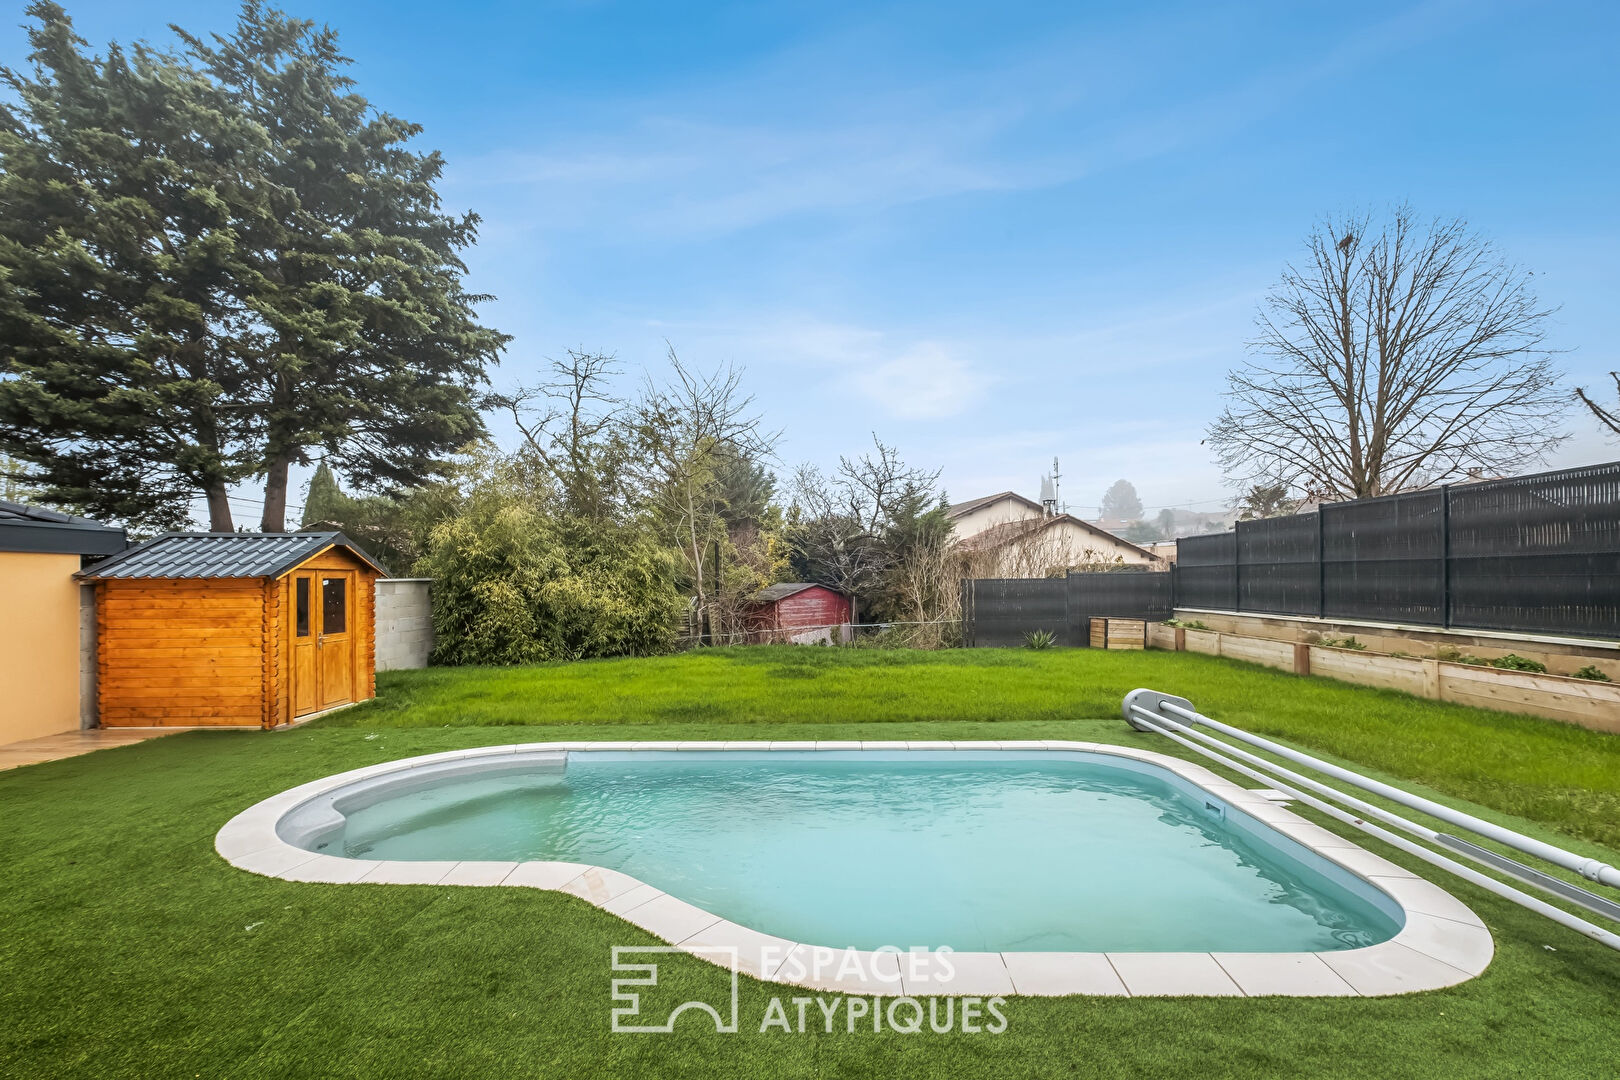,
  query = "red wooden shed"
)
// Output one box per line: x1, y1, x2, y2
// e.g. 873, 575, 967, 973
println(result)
745, 583, 852, 644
